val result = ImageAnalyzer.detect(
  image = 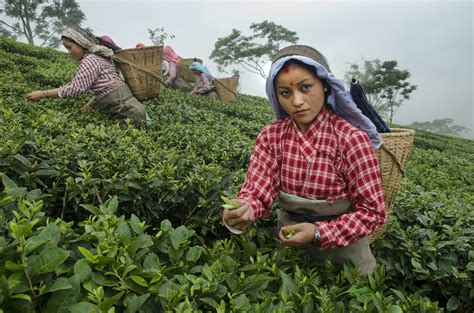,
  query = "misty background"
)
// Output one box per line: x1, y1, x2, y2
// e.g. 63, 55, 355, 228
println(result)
7, 0, 474, 138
